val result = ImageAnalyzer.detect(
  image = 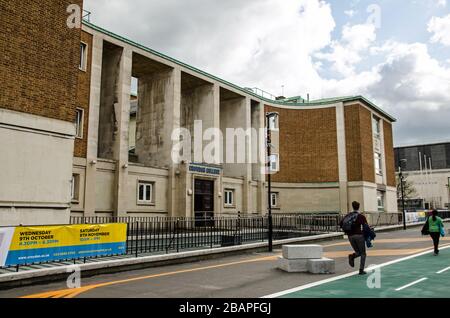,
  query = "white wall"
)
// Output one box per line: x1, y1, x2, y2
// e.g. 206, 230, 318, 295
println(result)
0, 109, 75, 225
